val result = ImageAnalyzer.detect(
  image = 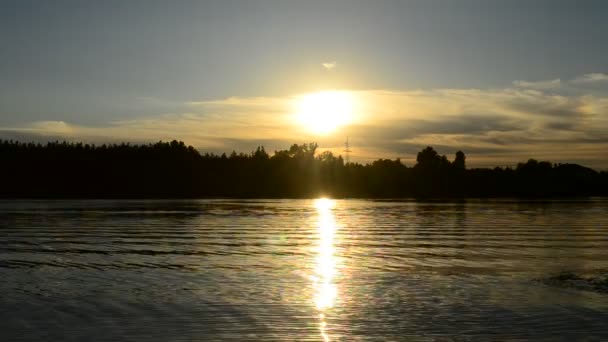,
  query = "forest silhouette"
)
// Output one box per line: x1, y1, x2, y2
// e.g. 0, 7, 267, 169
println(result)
1, 139, 606, 198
